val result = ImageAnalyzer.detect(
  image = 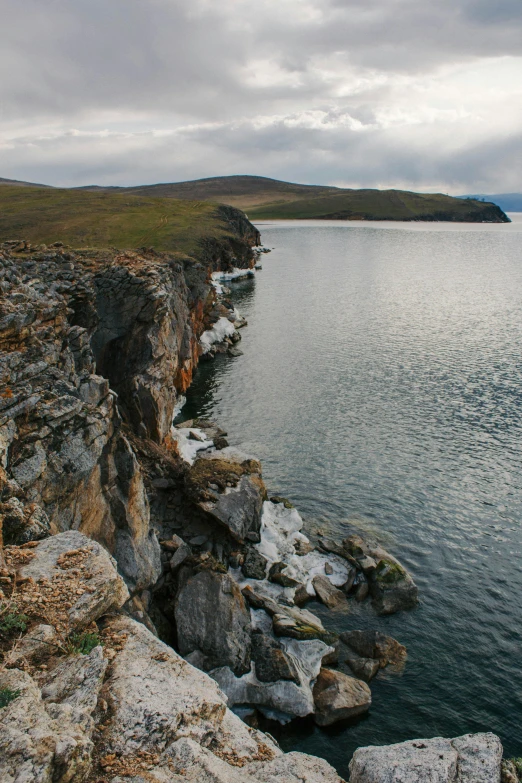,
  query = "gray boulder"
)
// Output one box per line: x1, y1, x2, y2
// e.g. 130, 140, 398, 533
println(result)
175, 569, 252, 675
242, 547, 268, 579
340, 630, 407, 667
312, 668, 371, 726
252, 632, 299, 683
349, 733, 503, 783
